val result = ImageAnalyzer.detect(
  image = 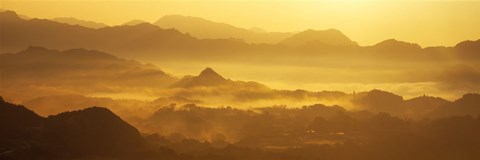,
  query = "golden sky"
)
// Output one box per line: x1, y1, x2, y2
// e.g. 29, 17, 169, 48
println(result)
2, 0, 480, 47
